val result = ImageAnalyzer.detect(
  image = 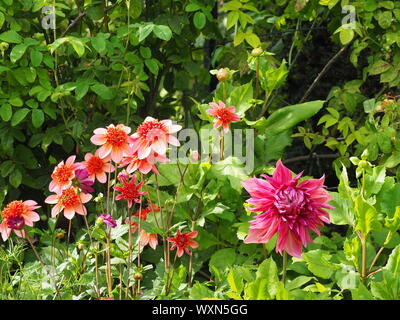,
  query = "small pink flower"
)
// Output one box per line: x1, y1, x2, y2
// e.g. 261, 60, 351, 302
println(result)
0, 200, 41, 241
90, 124, 131, 163
45, 187, 92, 220
49, 156, 80, 194
139, 230, 158, 249
120, 148, 169, 175
81, 150, 115, 183
114, 173, 146, 208
75, 168, 94, 194
206, 100, 240, 133
98, 213, 117, 228
129, 117, 181, 159
241, 160, 333, 258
